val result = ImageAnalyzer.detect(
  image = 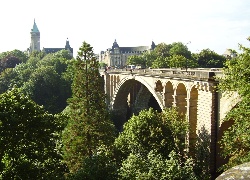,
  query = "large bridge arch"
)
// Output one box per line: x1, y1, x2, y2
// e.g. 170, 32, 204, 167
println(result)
111, 76, 164, 130
112, 76, 164, 110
